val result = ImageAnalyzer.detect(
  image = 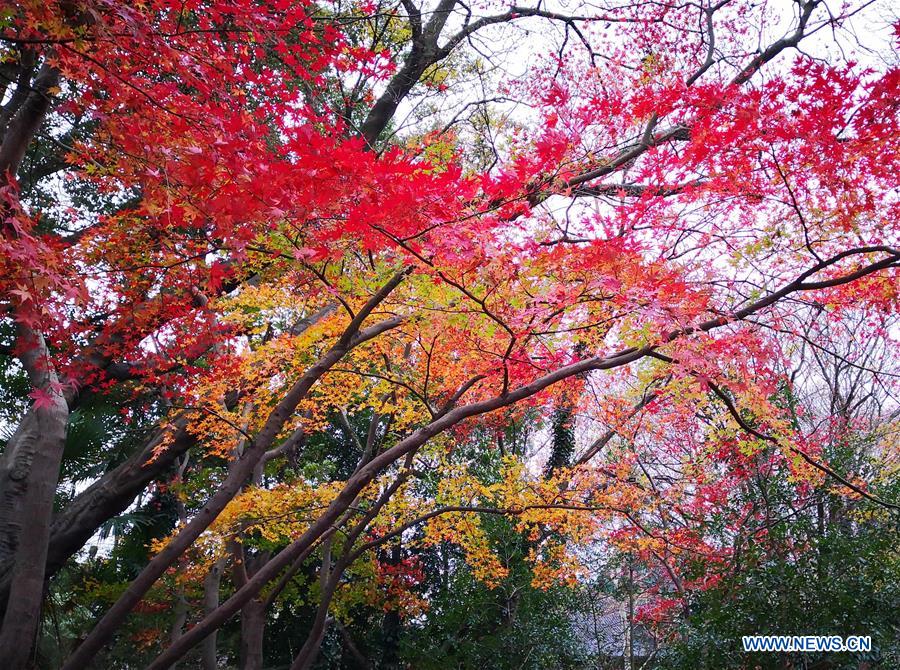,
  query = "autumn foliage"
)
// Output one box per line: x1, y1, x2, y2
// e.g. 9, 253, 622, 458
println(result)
0, 0, 898, 668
